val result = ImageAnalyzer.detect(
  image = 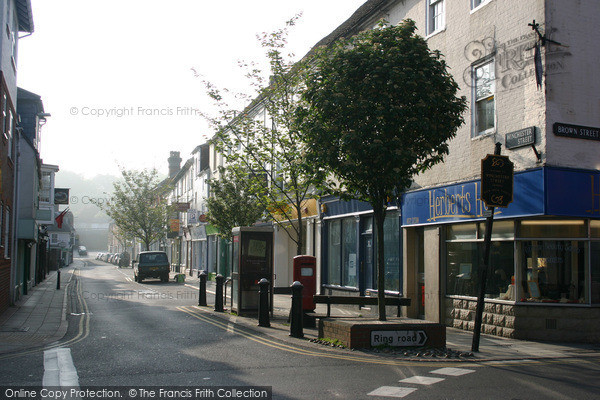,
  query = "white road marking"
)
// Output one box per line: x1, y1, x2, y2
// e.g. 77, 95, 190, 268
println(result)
399, 376, 445, 385
43, 348, 80, 387
430, 367, 475, 376
367, 386, 417, 398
